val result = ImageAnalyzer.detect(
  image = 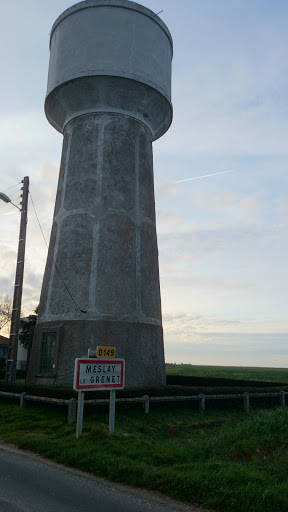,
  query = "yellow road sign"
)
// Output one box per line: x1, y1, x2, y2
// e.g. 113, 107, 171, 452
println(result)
96, 346, 116, 358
